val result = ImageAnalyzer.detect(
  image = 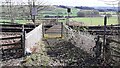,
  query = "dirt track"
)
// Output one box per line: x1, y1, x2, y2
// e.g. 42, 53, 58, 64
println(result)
44, 39, 99, 66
